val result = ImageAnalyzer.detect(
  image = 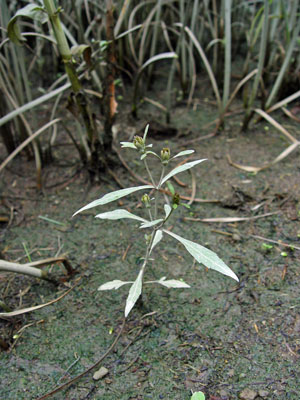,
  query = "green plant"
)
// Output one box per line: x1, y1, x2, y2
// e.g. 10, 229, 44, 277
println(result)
73, 125, 238, 317
191, 391, 205, 400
